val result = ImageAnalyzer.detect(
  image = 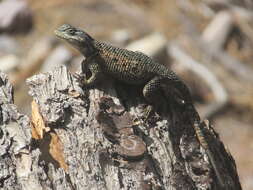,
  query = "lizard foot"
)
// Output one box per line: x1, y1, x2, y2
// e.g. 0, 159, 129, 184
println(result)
73, 73, 86, 84
73, 73, 93, 88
